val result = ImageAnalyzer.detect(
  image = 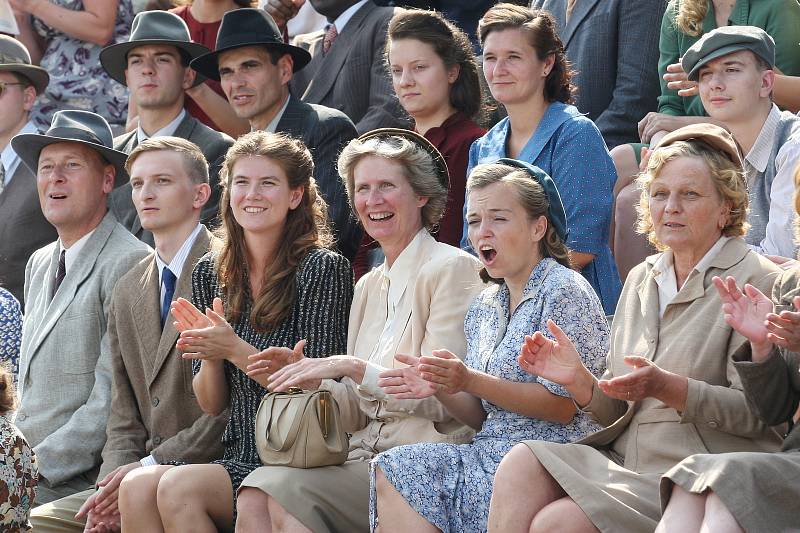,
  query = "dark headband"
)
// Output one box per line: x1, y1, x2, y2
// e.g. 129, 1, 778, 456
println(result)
356, 128, 449, 191
496, 158, 569, 242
